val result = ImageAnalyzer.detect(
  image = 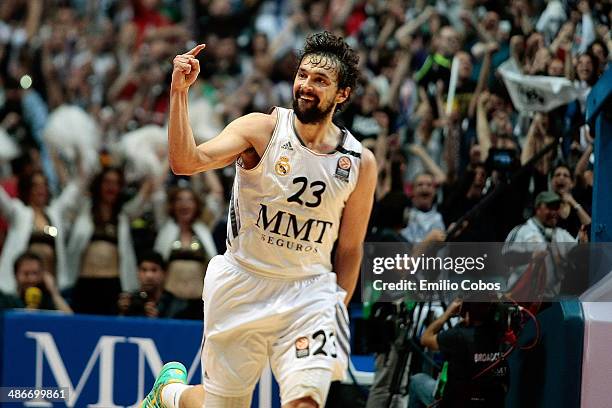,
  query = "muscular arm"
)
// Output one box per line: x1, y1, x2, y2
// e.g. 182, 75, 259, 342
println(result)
169, 97, 272, 174
168, 44, 275, 175
334, 148, 377, 306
